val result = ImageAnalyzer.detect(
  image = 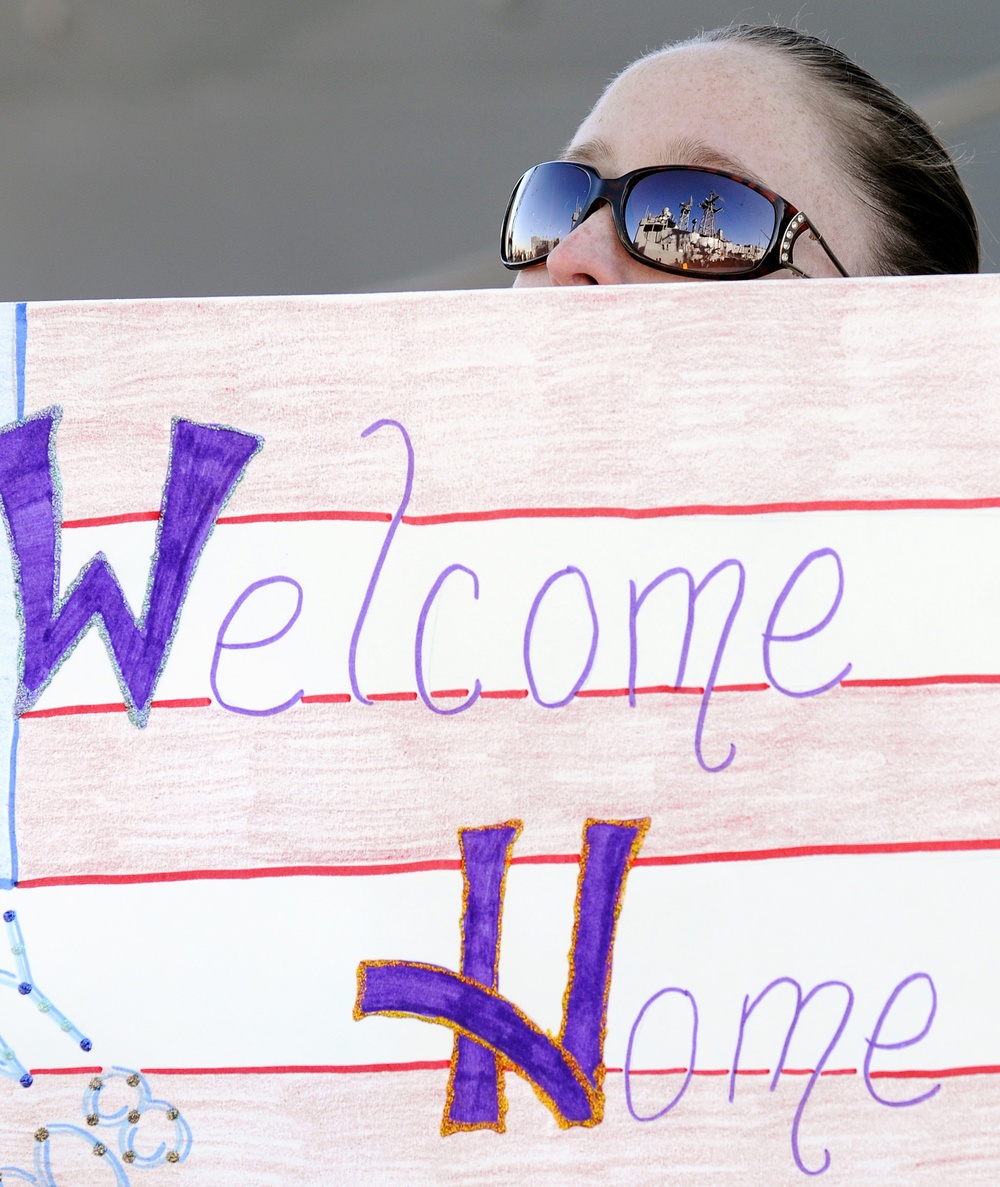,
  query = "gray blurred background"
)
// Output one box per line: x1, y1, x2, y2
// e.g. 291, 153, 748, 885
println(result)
1, 0, 998, 299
